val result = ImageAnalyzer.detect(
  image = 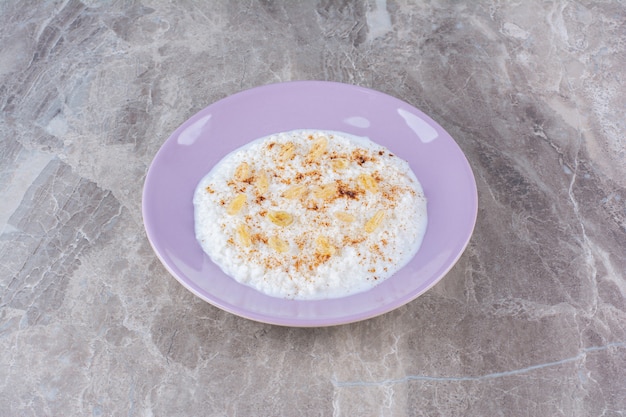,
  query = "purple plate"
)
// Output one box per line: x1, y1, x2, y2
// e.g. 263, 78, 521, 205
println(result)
142, 81, 477, 327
